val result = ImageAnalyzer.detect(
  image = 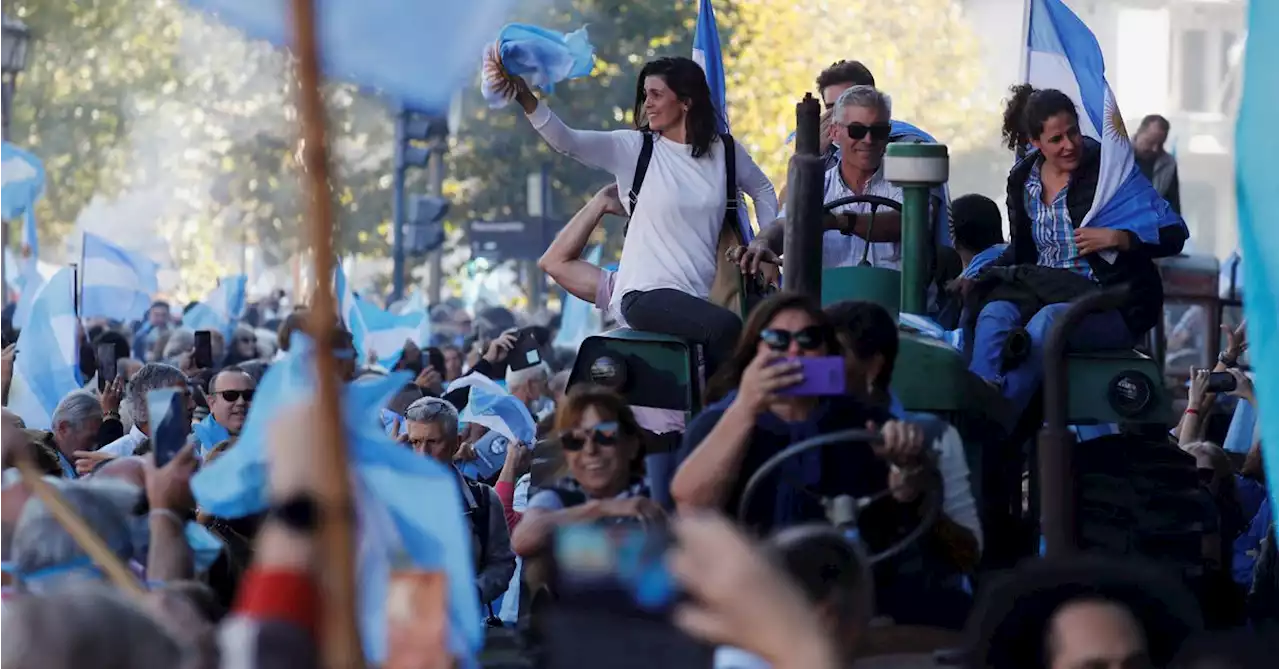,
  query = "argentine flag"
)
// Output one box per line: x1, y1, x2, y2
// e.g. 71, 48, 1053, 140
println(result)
7, 269, 81, 430
1234, 0, 1278, 532
334, 261, 422, 369
692, 0, 753, 243
80, 232, 160, 323
553, 245, 603, 350
183, 275, 248, 341
1025, 0, 1186, 253
186, 0, 514, 117
397, 290, 433, 348
2, 142, 45, 261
